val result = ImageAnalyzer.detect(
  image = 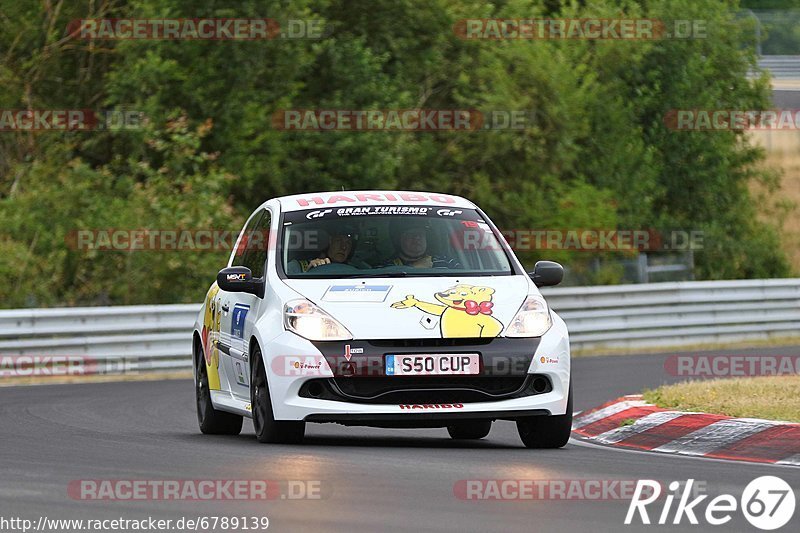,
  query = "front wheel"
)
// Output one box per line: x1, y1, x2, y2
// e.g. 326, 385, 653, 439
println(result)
447, 420, 492, 440
516, 382, 572, 449
196, 346, 243, 435
251, 346, 305, 444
